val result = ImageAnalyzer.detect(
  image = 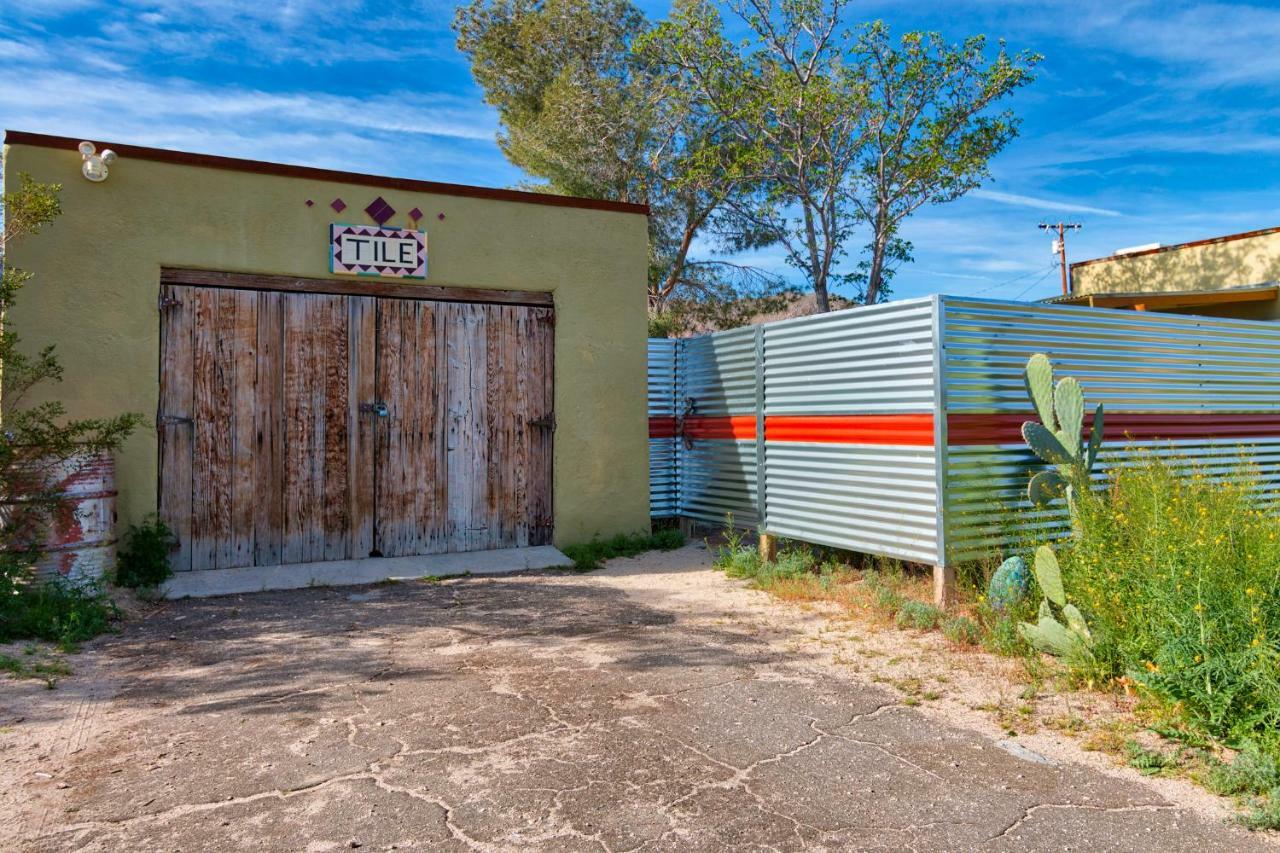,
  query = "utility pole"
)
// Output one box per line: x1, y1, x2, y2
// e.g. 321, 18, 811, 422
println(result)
1040, 222, 1082, 296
